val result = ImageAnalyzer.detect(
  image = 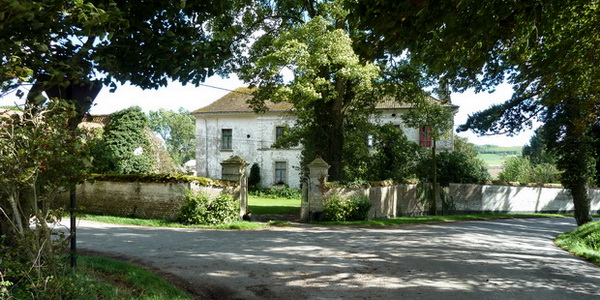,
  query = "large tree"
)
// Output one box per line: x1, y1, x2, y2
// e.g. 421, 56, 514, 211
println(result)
148, 108, 195, 166
235, 0, 445, 181
348, 0, 599, 225
1, 0, 248, 124
236, 0, 381, 181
